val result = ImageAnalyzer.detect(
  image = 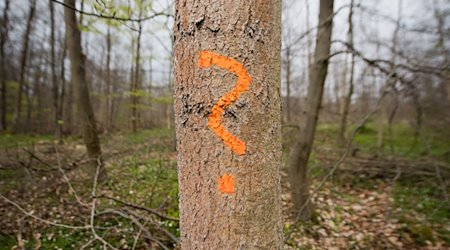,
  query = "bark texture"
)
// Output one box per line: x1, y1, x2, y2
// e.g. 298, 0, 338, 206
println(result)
288, 0, 334, 220
64, 0, 105, 178
173, 0, 283, 248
